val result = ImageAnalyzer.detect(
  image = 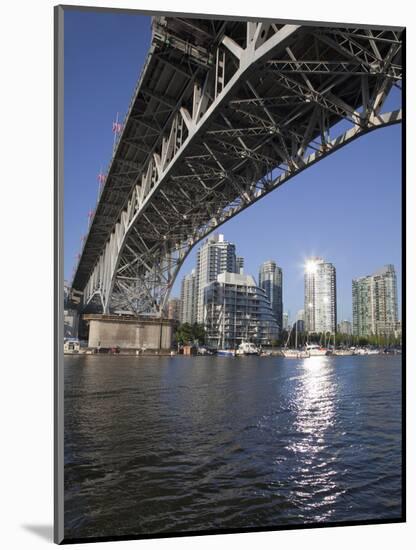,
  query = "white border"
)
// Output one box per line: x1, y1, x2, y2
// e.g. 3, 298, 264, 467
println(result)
0, 1, 412, 548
